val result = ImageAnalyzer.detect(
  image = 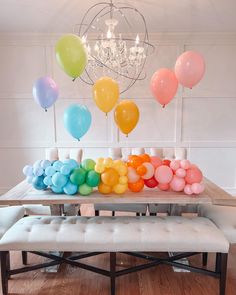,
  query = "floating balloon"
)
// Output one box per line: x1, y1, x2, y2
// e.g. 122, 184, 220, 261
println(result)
55, 34, 87, 79
64, 104, 91, 140
93, 77, 119, 114
175, 51, 205, 88
150, 68, 178, 107
114, 100, 139, 136
33, 77, 59, 111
